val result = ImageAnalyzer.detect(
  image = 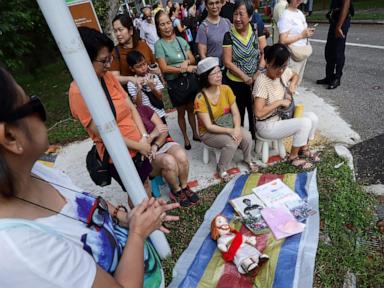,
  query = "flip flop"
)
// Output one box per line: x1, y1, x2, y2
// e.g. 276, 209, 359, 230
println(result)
299, 149, 321, 162
244, 161, 259, 173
